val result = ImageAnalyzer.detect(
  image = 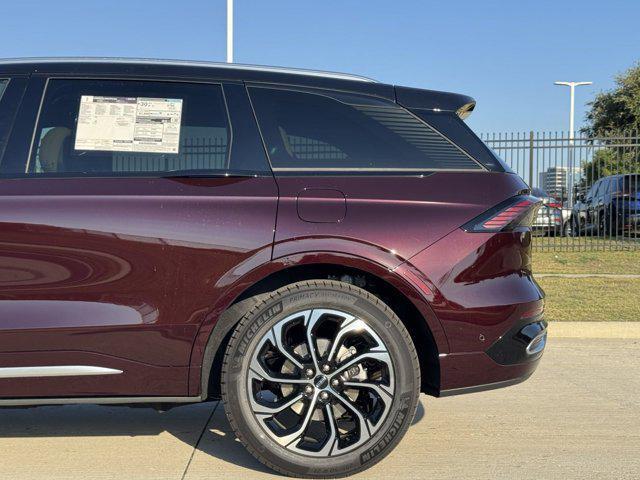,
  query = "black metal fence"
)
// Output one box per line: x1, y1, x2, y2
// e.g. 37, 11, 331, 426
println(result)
480, 131, 640, 251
